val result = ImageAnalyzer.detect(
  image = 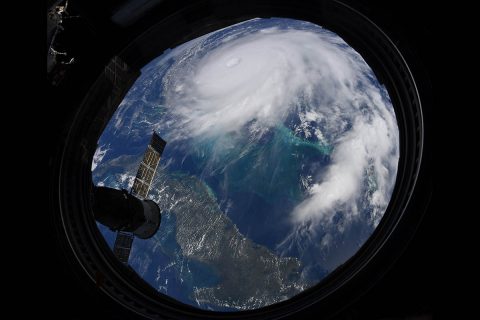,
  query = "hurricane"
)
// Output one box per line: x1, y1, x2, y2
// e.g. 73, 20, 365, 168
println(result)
93, 17, 399, 311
